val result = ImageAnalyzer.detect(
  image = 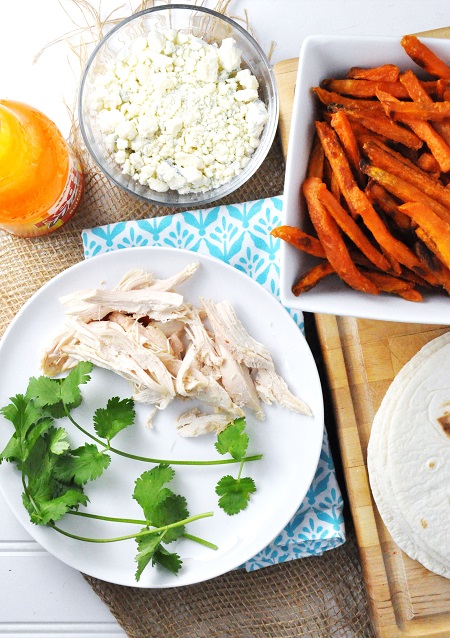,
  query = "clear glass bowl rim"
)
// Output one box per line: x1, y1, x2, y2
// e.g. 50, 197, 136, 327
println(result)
77, 3, 279, 207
